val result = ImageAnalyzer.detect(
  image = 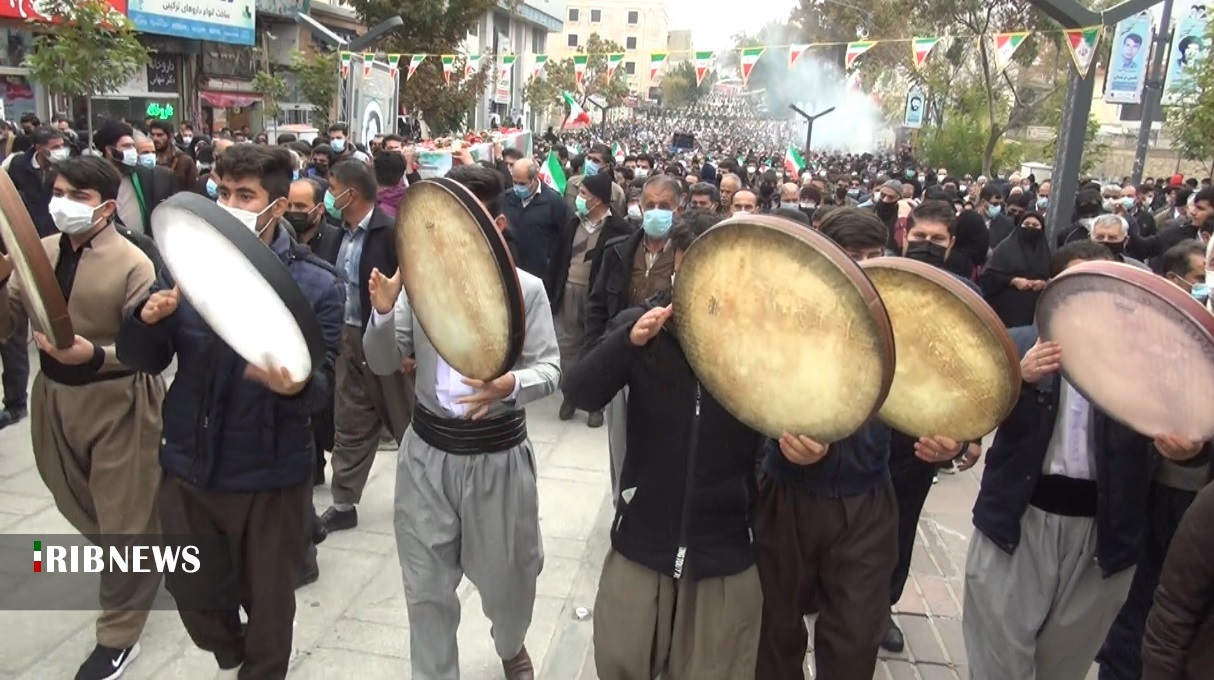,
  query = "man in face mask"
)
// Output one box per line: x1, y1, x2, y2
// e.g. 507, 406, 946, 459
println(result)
326, 122, 352, 160
730, 189, 759, 217
778, 182, 800, 212
1058, 188, 1104, 248
287, 177, 340, 264
1091, 214, 1149, 270
566, 143, 626, 218
503, 157, 569, 286
92, 121, 175, 236
7, 126, 68, 238
308, 146, 334, 179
